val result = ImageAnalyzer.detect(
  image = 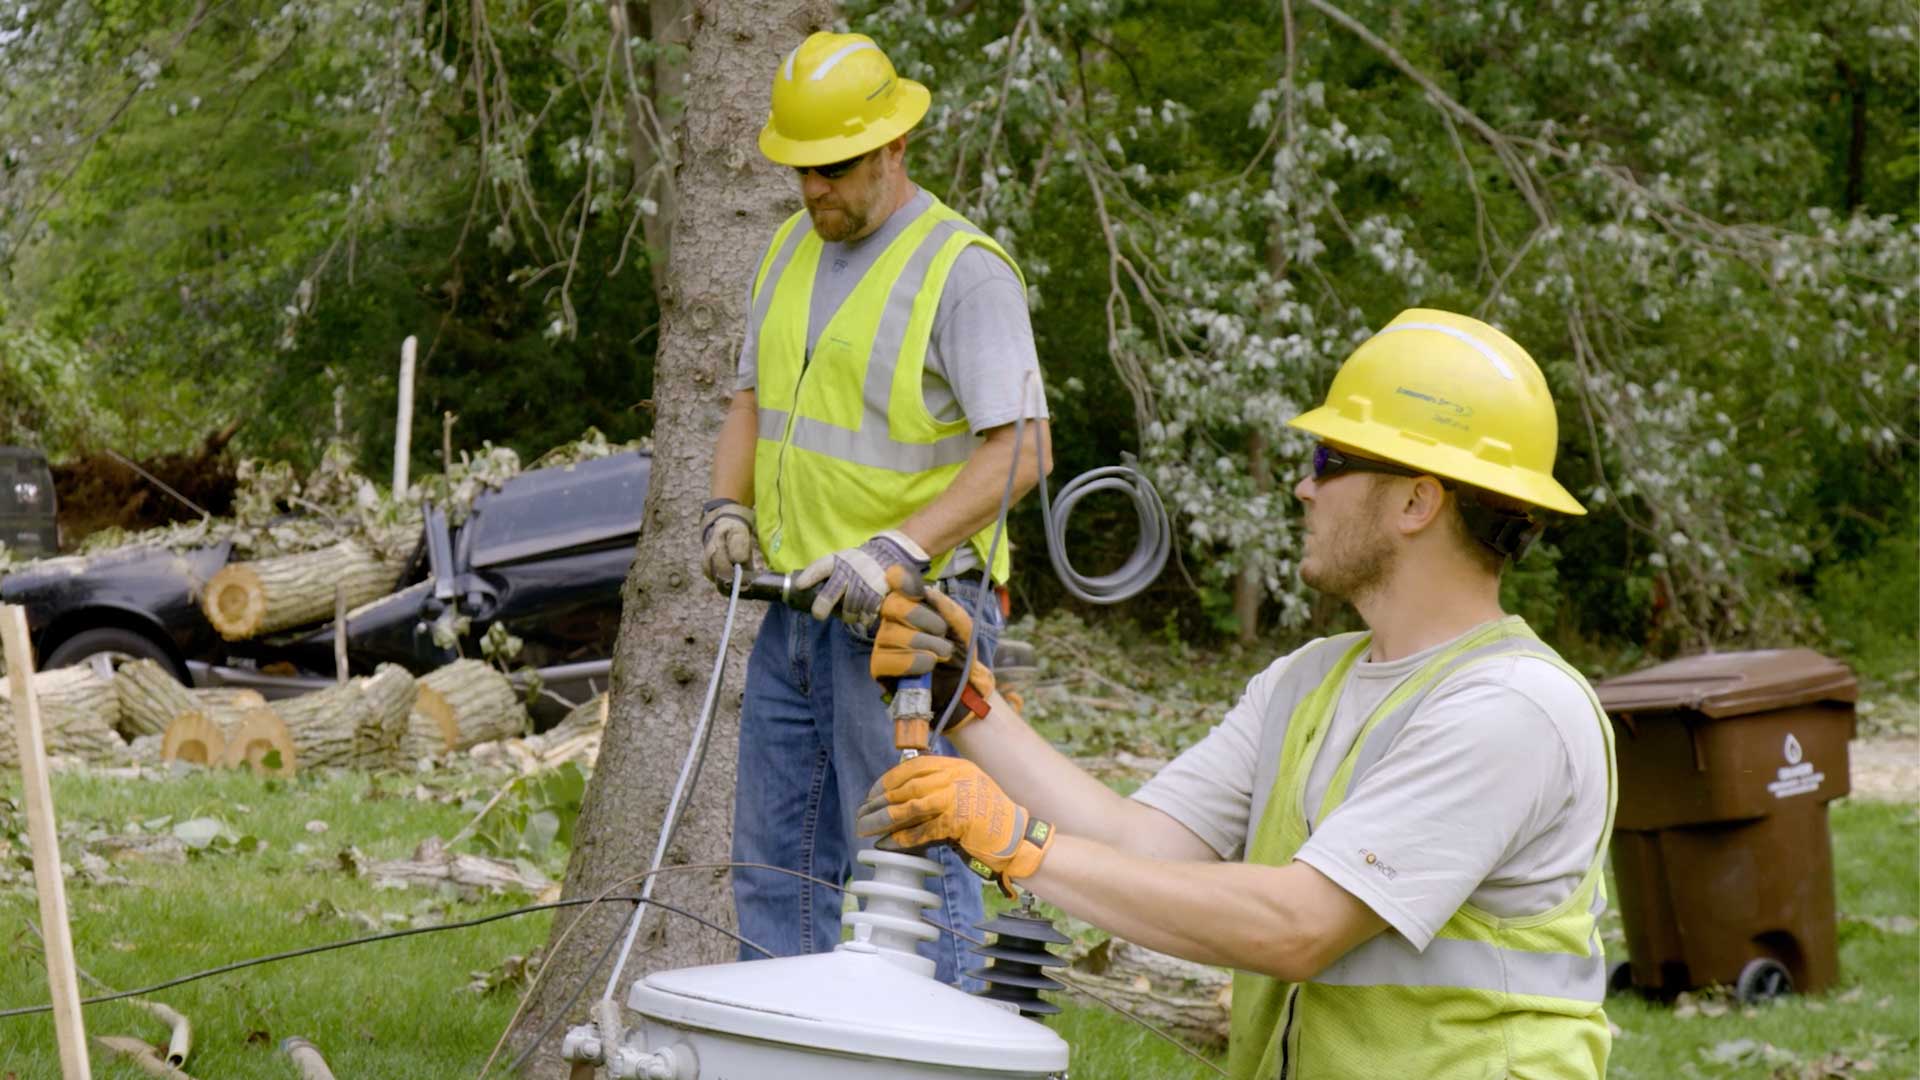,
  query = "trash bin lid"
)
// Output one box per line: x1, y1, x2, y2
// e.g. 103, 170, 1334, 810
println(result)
1594, 648, 1857, 718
